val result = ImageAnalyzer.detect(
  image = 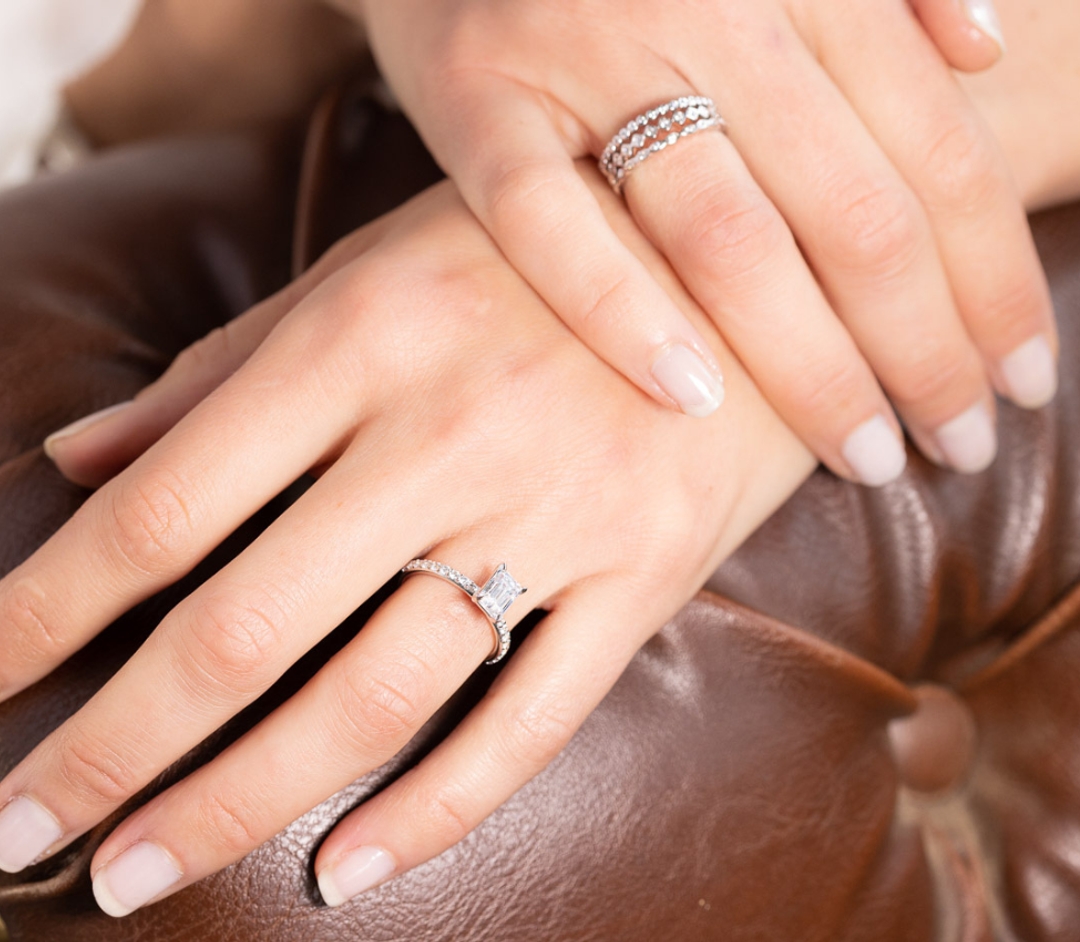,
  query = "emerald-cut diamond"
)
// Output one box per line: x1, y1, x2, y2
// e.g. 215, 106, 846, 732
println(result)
475, 564, 526, 621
